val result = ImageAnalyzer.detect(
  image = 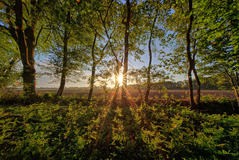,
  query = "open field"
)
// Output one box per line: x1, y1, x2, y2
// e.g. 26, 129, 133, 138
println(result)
12, 89, 236, 99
